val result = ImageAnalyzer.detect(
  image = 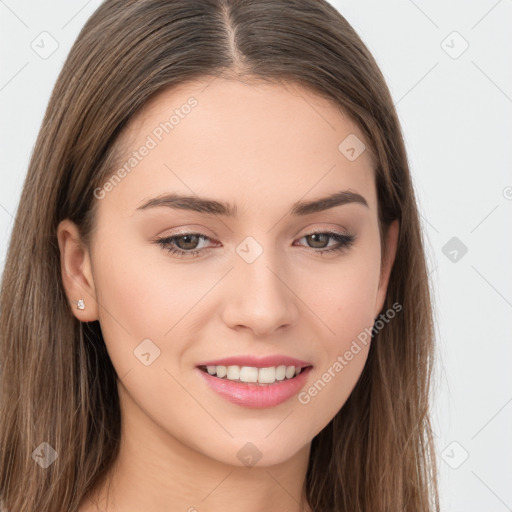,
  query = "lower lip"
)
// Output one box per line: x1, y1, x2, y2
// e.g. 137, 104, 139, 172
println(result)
196, 366, 313, 409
